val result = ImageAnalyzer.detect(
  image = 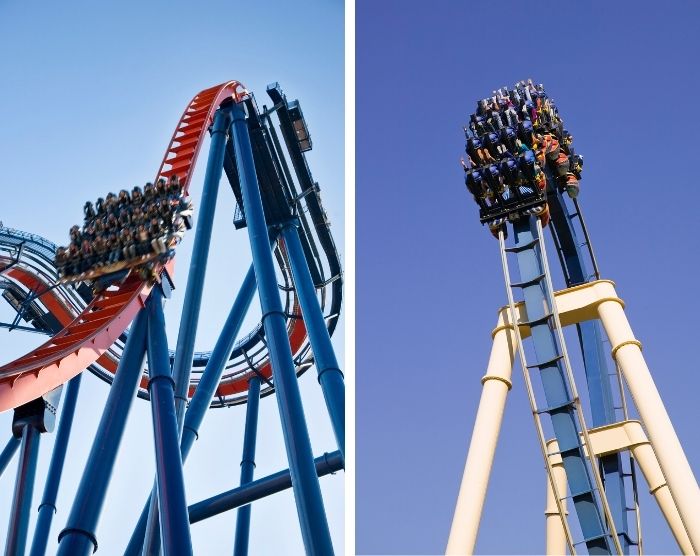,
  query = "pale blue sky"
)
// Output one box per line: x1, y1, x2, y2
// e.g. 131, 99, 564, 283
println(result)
0, 1, 344, 554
